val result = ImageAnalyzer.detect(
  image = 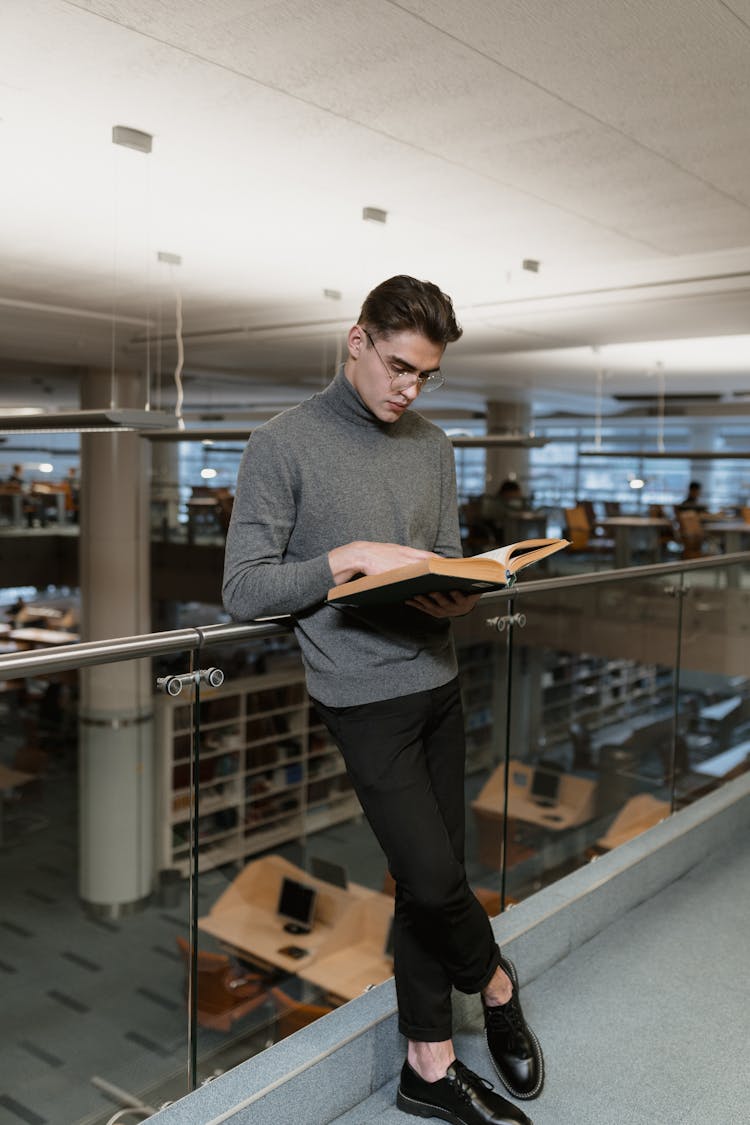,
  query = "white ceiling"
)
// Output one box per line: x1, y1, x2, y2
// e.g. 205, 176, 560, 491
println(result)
1, 0, 750, 421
